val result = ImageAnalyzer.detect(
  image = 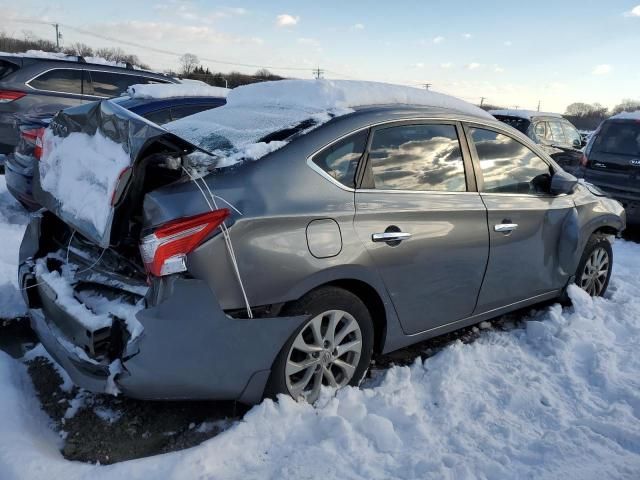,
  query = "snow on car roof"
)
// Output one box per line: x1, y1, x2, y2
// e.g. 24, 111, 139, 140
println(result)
489, 109, 563, 120
126, 83, 230, 100
0, 50, 153, 71
610, 110, 640, 121
166, 79, 492, 167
